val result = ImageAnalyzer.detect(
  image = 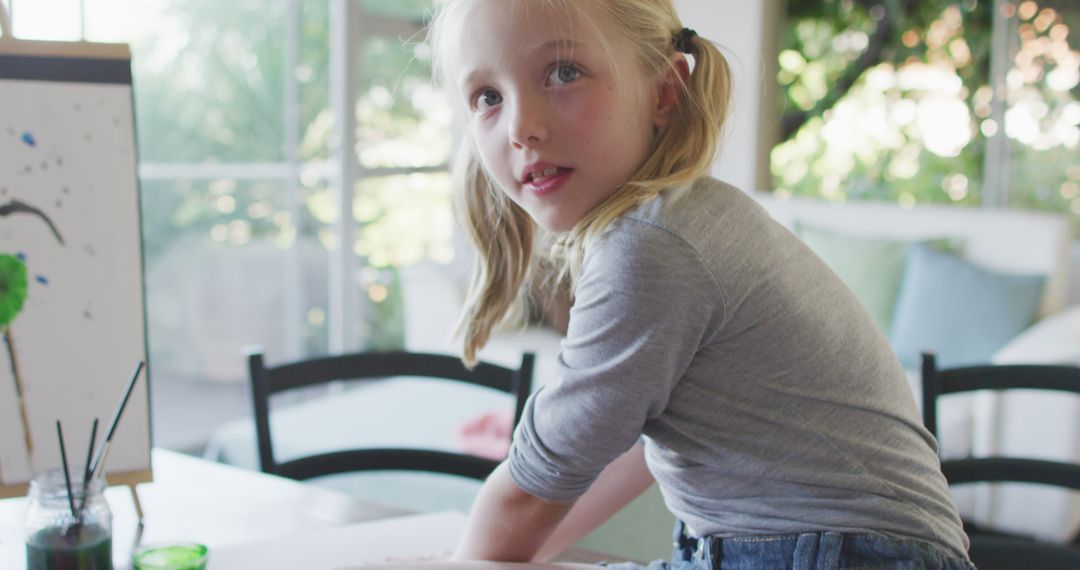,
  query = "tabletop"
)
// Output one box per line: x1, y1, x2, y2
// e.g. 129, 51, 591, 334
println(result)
0, 448, 615, 569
